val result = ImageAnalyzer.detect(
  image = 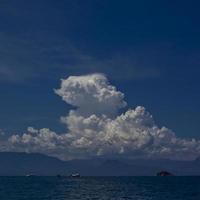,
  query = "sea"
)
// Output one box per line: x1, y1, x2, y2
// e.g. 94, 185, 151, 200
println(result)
0, 176, 199, 200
